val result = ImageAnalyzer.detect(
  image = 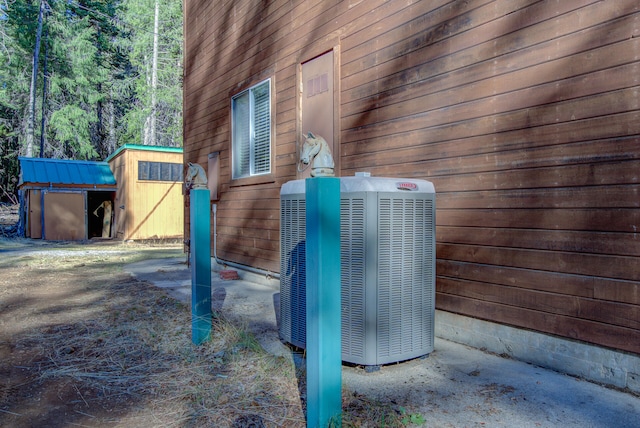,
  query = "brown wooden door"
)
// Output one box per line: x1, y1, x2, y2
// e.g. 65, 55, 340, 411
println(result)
28, 189, 42, 239
300, 51, 336, 179
43, 192, 86, 241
